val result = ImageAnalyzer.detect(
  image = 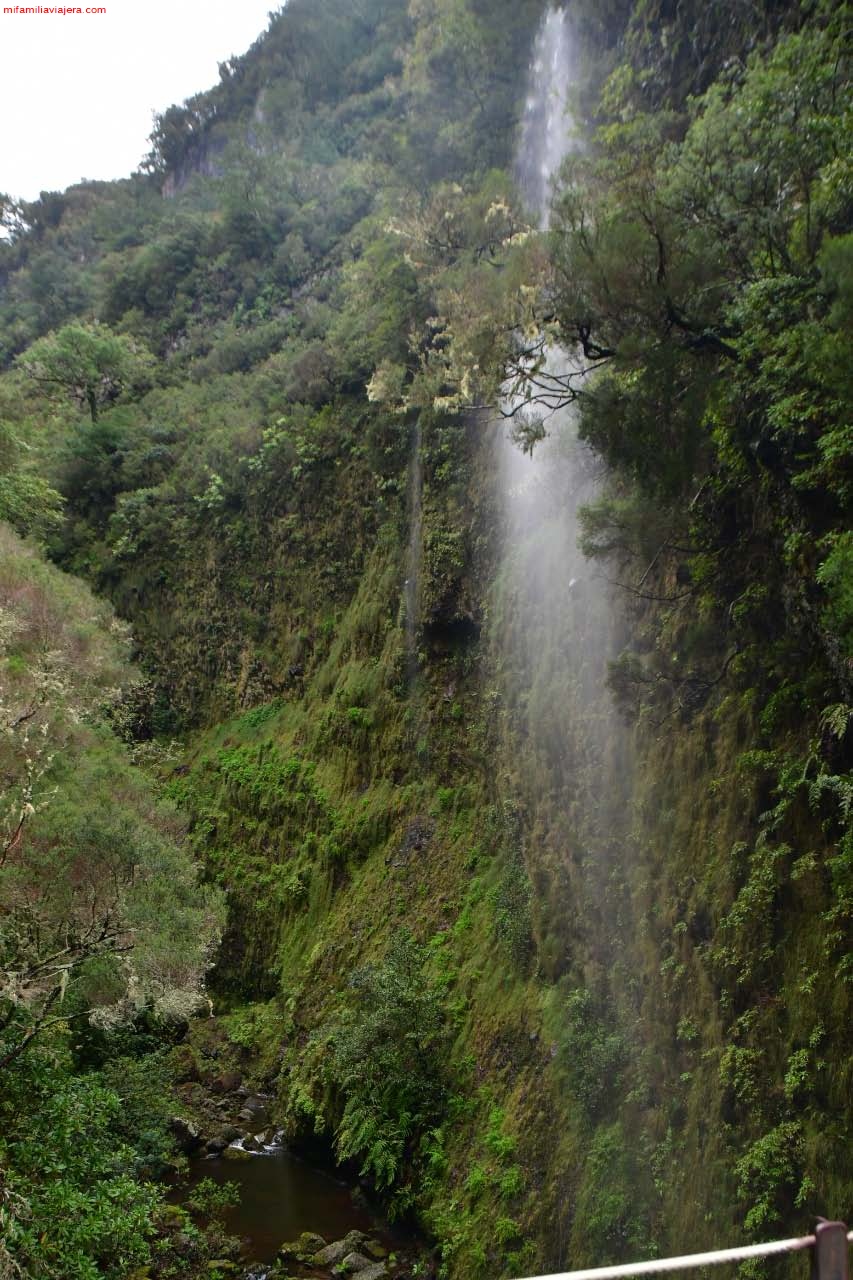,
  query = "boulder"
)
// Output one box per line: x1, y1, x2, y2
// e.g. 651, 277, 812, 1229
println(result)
278, 1231, 327, 1263
354, 1266, 387, 1280
155, 1204, 186, 1230
172, 1232, 196, 1257
312, 1240, 349, 1267
205, 1136, 228, 1154
340, 1251, 375, 1272
299, 1232, 327, 1253
169, 1116, 203, 1152
222, 1143, 253, 1162
312, 1230, 366, 1268
363, 1241, 388, 1261
208, 1069, 242, 1094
